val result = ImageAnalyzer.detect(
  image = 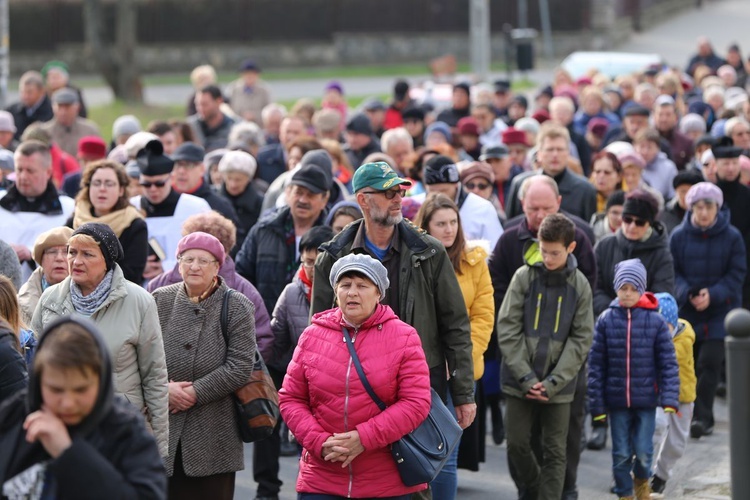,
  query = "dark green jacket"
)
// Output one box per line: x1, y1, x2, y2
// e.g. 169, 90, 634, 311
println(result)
497, 249, 593, 403
311, 219, 475, 405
